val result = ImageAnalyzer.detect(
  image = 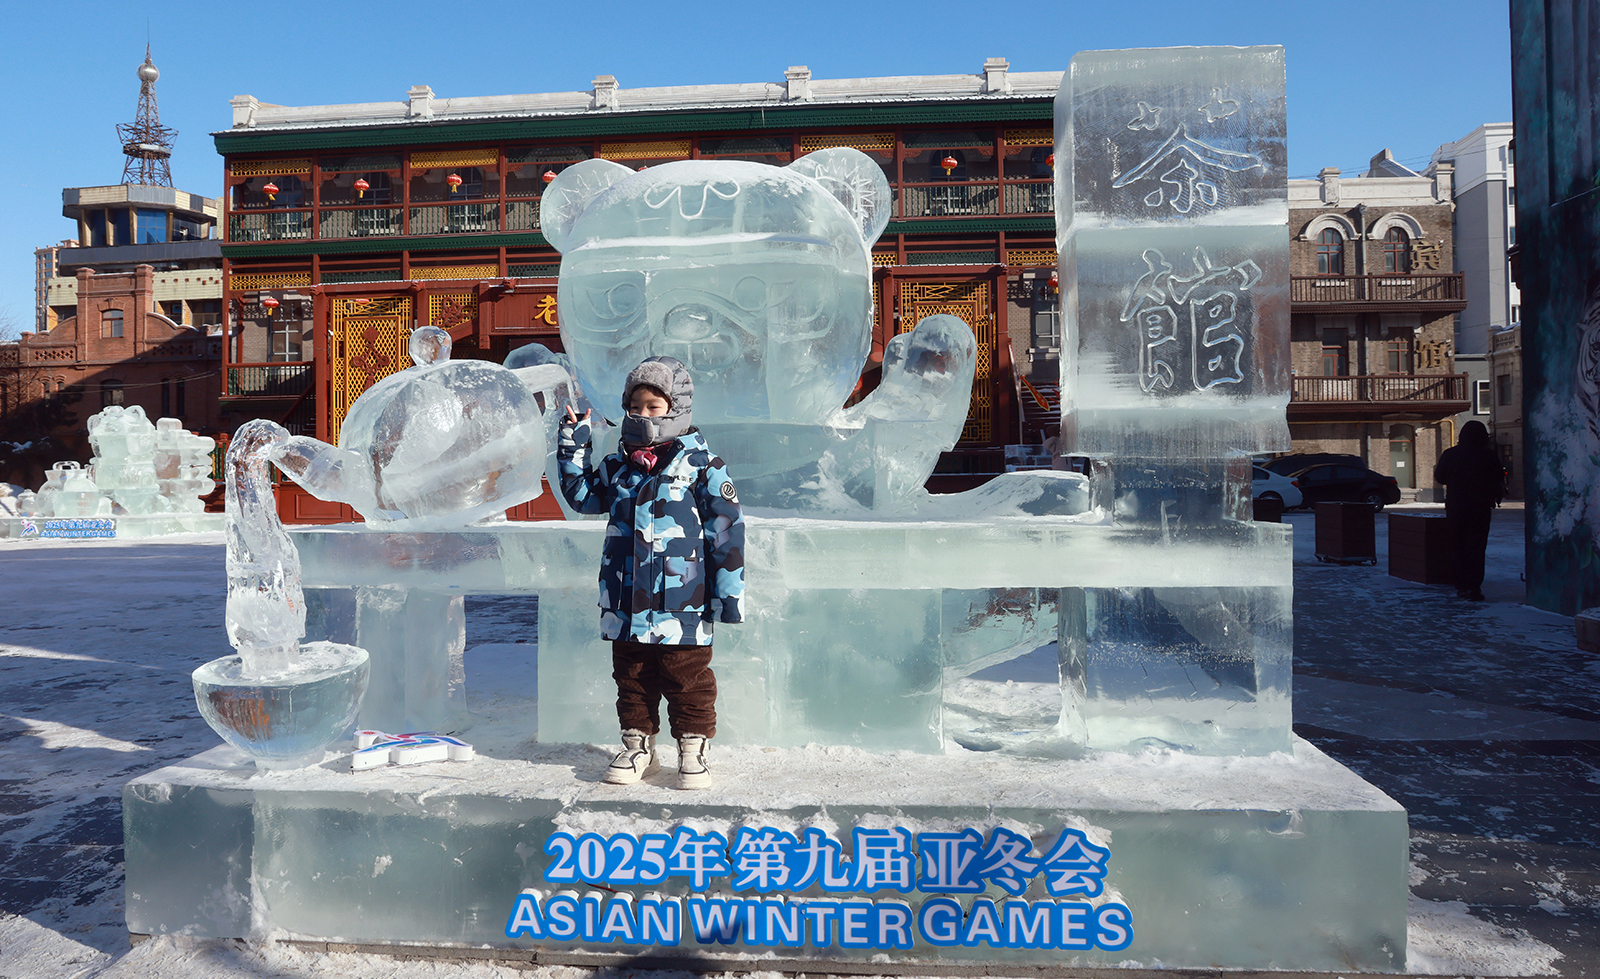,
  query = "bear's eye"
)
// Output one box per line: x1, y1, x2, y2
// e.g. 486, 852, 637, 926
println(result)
605, 282, 643, 318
